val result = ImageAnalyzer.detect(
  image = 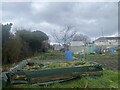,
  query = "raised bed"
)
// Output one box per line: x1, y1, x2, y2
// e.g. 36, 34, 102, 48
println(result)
2, 59, 103, 87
